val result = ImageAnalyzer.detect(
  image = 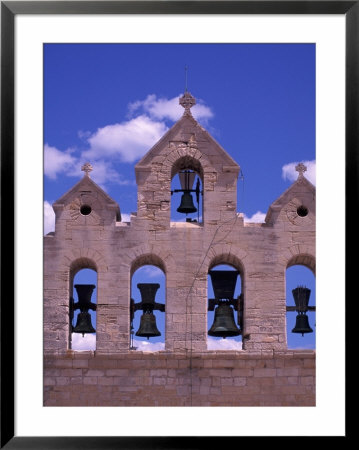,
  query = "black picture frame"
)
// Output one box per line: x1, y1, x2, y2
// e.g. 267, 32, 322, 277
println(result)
1, 1, 353, 447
